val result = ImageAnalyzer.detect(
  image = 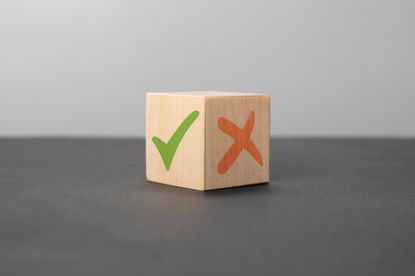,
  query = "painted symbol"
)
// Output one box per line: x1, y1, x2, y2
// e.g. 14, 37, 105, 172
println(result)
217, 111, 263, 174
152, 111, 199, 170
